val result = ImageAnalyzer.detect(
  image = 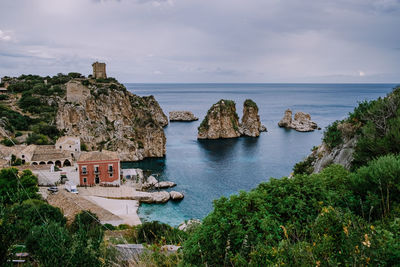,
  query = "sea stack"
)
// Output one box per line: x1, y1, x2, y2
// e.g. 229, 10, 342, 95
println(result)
198, 99, 266, 139
197, 100, 241, 139
240, 99, 267, 137
278, 109, 318, 132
